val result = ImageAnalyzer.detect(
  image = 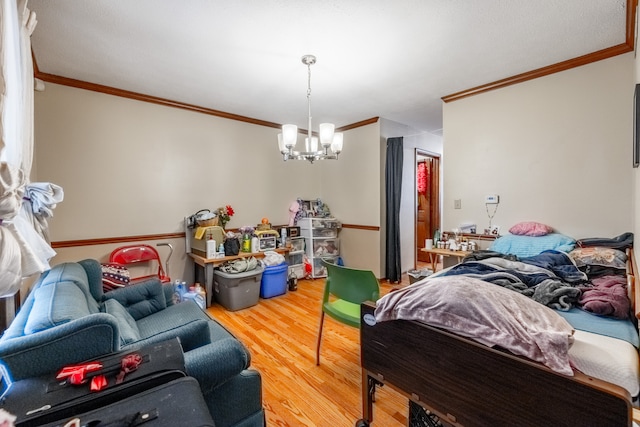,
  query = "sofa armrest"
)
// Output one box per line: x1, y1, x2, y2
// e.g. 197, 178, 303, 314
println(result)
0, 313, 120, 381
104, 278, 166, 320
183, 338, 251, 393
